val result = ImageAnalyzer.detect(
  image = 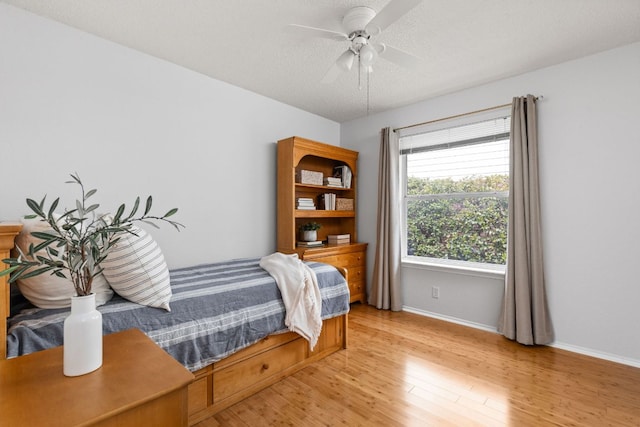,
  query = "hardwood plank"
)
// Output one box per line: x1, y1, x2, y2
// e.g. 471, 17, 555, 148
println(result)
211, 409, 247, 427
195, 304, 640, 426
